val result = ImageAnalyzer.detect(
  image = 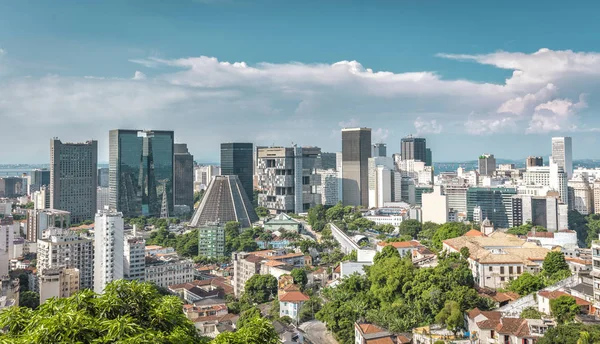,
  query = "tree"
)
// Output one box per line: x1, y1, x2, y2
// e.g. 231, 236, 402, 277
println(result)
550, 295, 580, 325
19, 291, 39, 310
398, 219, 421, 238
0, 280, 199, 343
255, 207, 269, 218
376, 224, 396, 234
543, 251, 570, 276
291, 269, 308, 289
237, 307, 262, 329
307, 204, 326, 227
325, 202, 345, 222
506, 272, 546, 295
431, 222, 468, 250
242, 274, 278, 304
299, 296, 322, 322
213, 315, 279, 344
435, 301, 463, 335
538, 323, 600, 344
521, 307, 543, 319
193, 190, 205, 204
373, 245, 401, 264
